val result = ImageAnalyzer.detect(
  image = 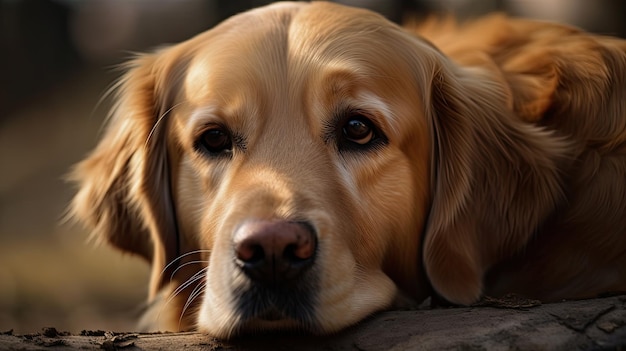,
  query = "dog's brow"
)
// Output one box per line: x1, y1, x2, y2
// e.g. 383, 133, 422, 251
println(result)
186, 106, 220, 133
316, 78, 398, 141
352, 91, 399, 137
